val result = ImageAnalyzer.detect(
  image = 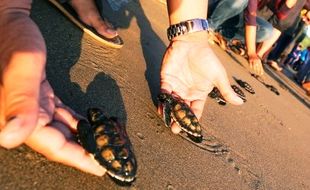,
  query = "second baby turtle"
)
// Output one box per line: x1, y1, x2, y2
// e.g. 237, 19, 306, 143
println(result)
233, 77, 255, 94
77, 108, 137, 182
231, 85, 246, 102
208, 87, 226, 105
158, 93, 202, 139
